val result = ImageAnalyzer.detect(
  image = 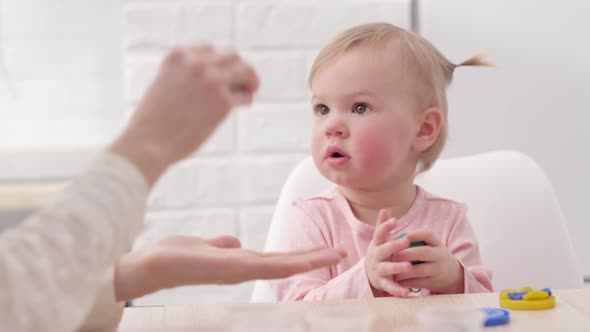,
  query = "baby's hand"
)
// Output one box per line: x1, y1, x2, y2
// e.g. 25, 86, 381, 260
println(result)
365, 209, 412, 297
392, 230, 465, 294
